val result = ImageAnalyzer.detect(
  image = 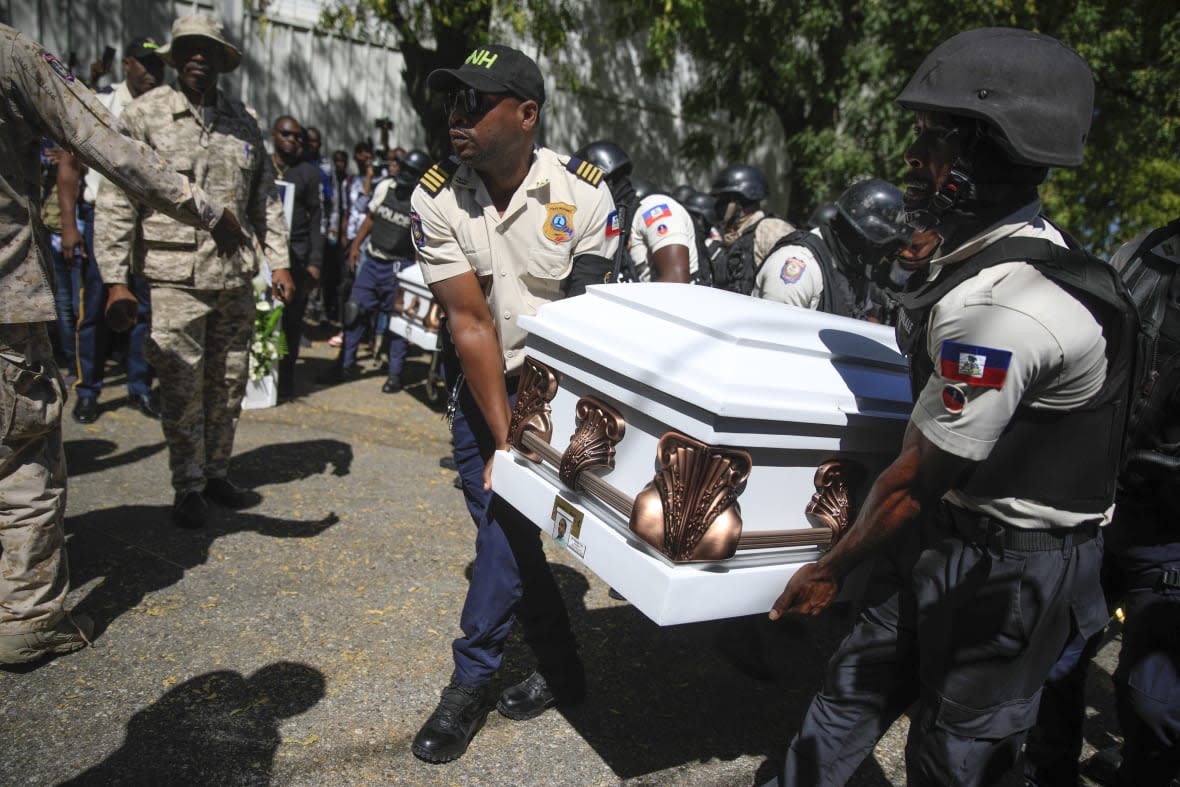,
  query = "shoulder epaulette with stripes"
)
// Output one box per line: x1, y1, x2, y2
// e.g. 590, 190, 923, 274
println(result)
566, 157, 605, 188
418, 158, 460, 197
